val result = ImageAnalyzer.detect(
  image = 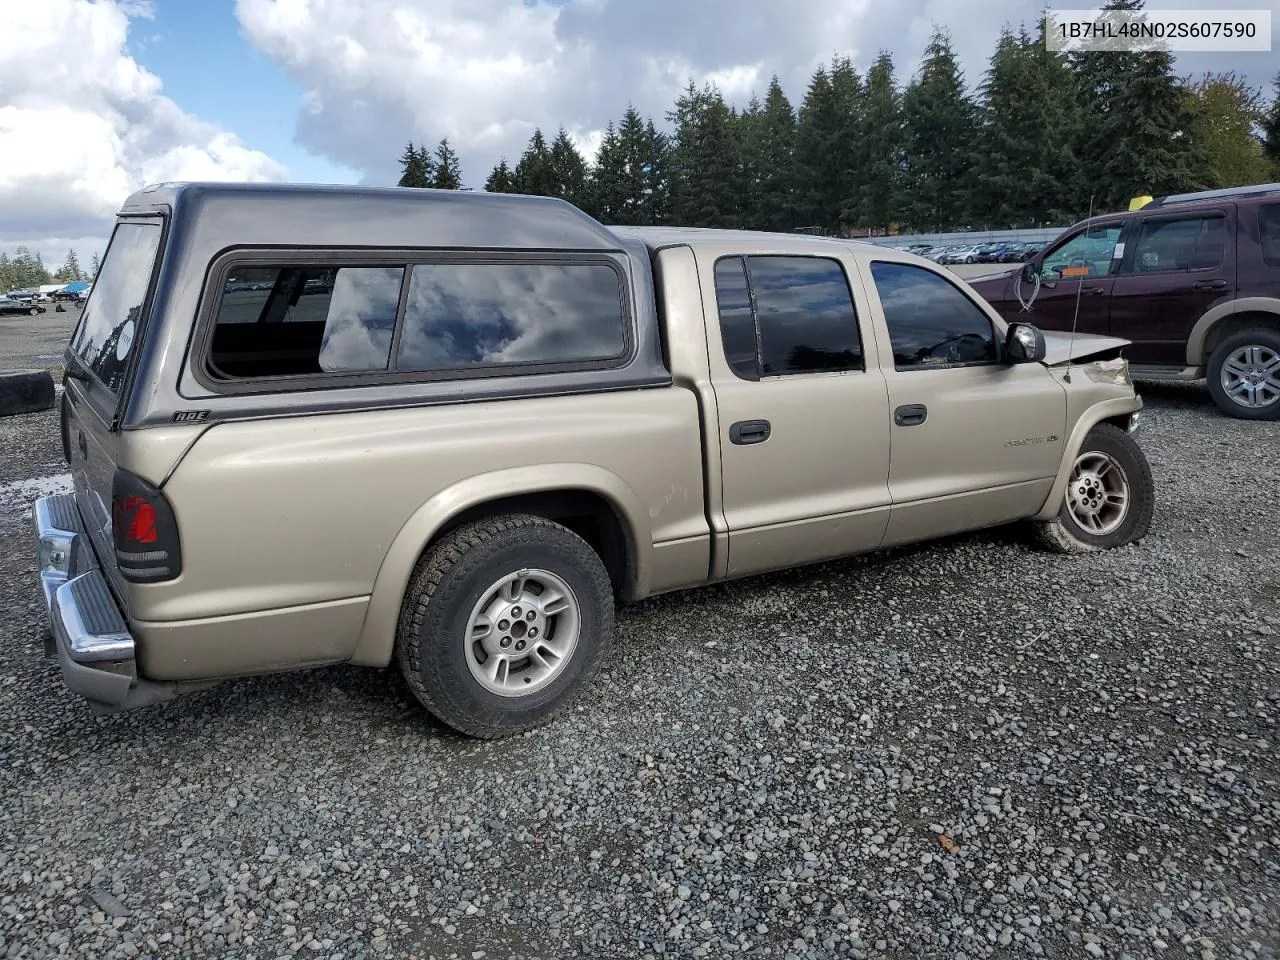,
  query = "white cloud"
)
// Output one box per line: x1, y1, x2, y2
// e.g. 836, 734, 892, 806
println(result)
236, 0, 1277, 192
226, 0, 1021, 187
0, 0, 286, 259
